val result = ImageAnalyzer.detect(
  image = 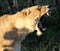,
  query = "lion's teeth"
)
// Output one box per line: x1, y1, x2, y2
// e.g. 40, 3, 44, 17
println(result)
47, 13, 49, 16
